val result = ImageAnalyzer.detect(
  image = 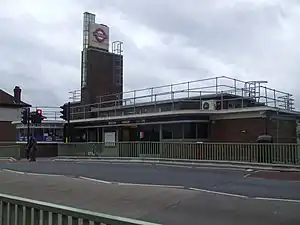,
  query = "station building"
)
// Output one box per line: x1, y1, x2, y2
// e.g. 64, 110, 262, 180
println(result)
12, 119, 65, 143
62, 12, 300, 144
67, 76, 300, 144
